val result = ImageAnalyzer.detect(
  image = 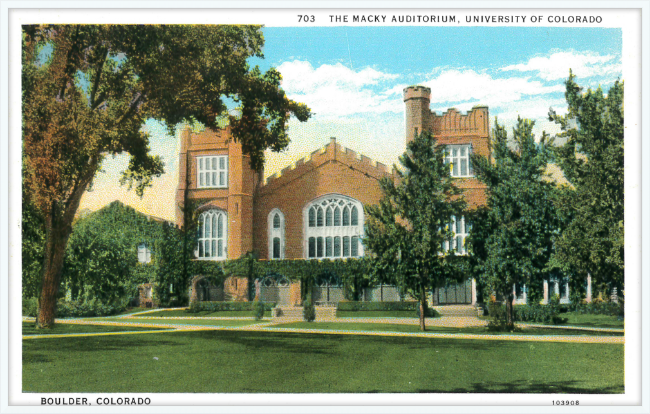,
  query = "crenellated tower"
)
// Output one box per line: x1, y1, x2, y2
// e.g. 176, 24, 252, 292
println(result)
403, 85, 432, 144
